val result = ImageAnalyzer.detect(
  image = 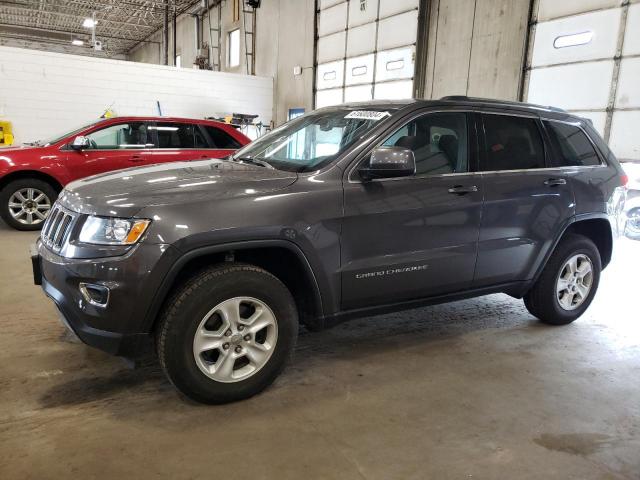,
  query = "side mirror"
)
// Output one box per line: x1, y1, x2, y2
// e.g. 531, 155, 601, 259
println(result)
359, 146, 416, 180
71, 135, 90, 150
